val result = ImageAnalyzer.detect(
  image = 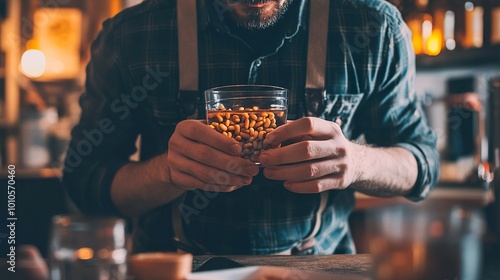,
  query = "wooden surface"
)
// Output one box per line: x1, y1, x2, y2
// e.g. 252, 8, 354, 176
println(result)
2, 248, 499, 279
192, 254, 373, 276
191, 245, 500, 279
